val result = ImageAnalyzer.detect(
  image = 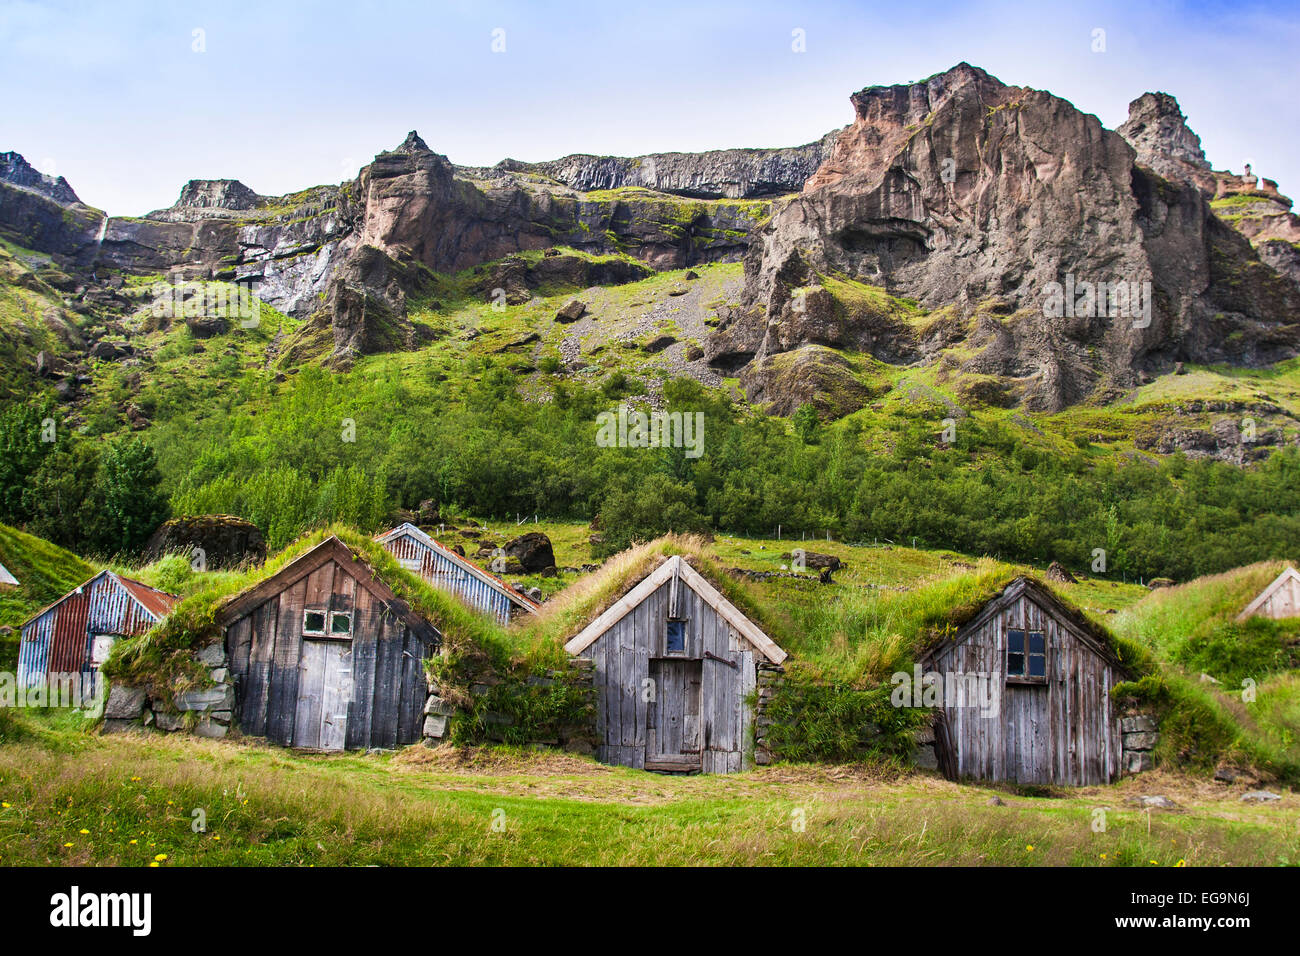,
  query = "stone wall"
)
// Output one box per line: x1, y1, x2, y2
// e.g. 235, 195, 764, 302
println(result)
101, 641, 234, 738
752, 661, 785, 766
1121, 714, 1160, 773
421, 656, 597, 754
